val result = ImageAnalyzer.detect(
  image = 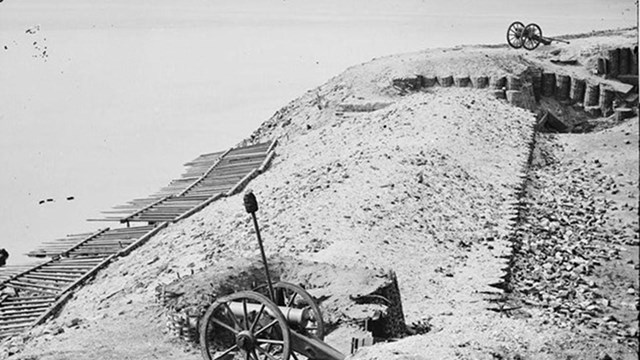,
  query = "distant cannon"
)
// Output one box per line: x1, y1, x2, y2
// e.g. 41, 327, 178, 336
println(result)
507, 22, 570, 50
